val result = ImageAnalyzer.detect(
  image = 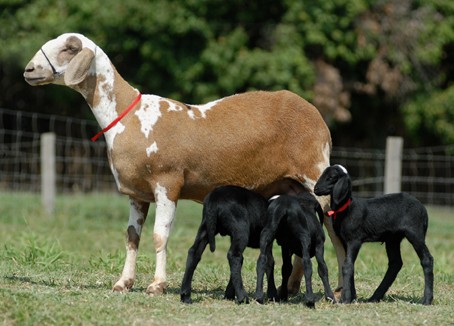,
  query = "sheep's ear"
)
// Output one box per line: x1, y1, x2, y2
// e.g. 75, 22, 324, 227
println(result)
332, 176, 351, 210
64, 48, 95, 86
